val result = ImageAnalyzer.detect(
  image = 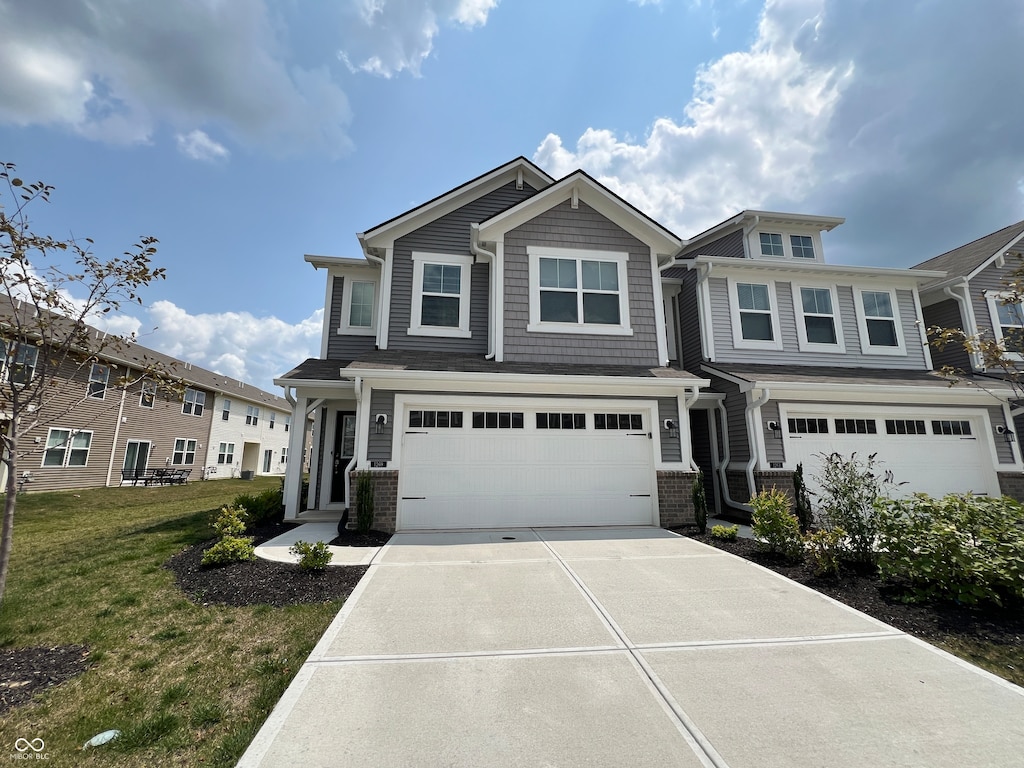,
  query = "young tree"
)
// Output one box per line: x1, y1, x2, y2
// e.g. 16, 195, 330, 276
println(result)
0, 162, 173, 603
